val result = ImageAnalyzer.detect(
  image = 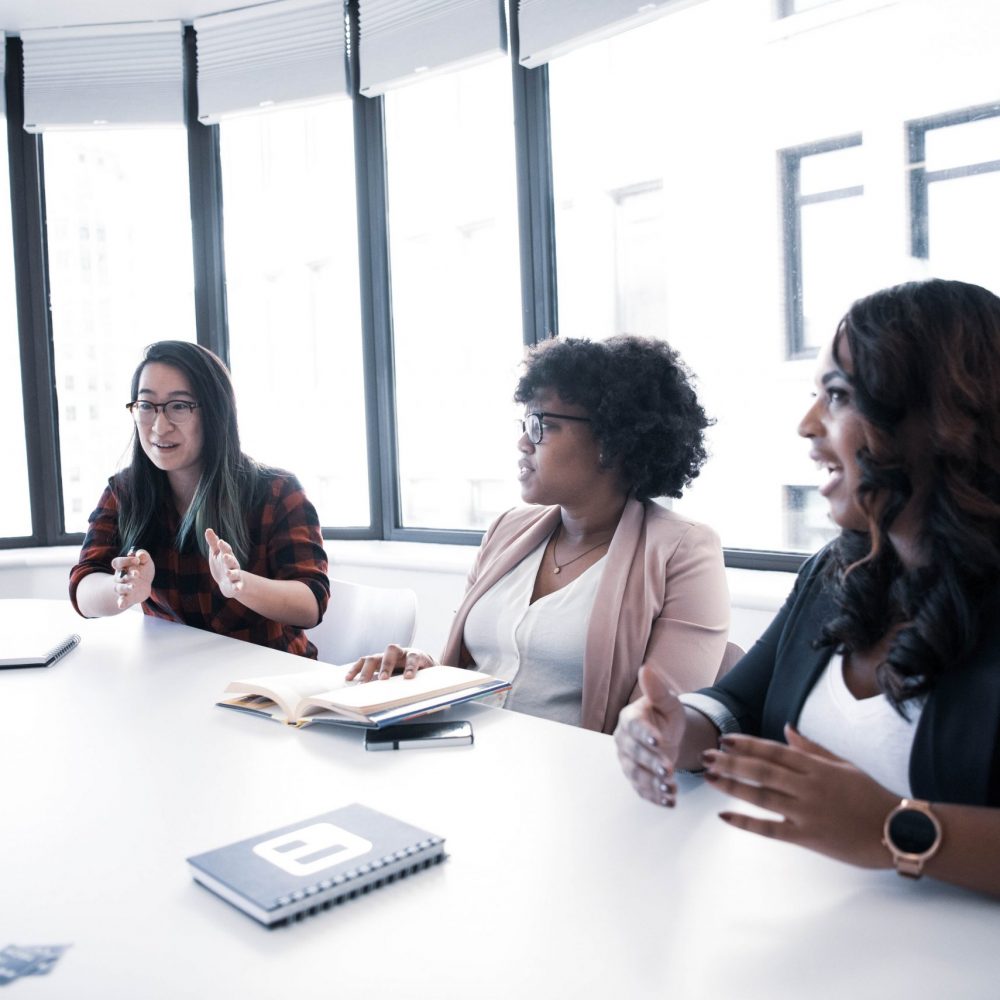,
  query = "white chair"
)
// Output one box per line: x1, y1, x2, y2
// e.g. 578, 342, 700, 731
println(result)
306, 578, 418, 665
714, 641, 746, 682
